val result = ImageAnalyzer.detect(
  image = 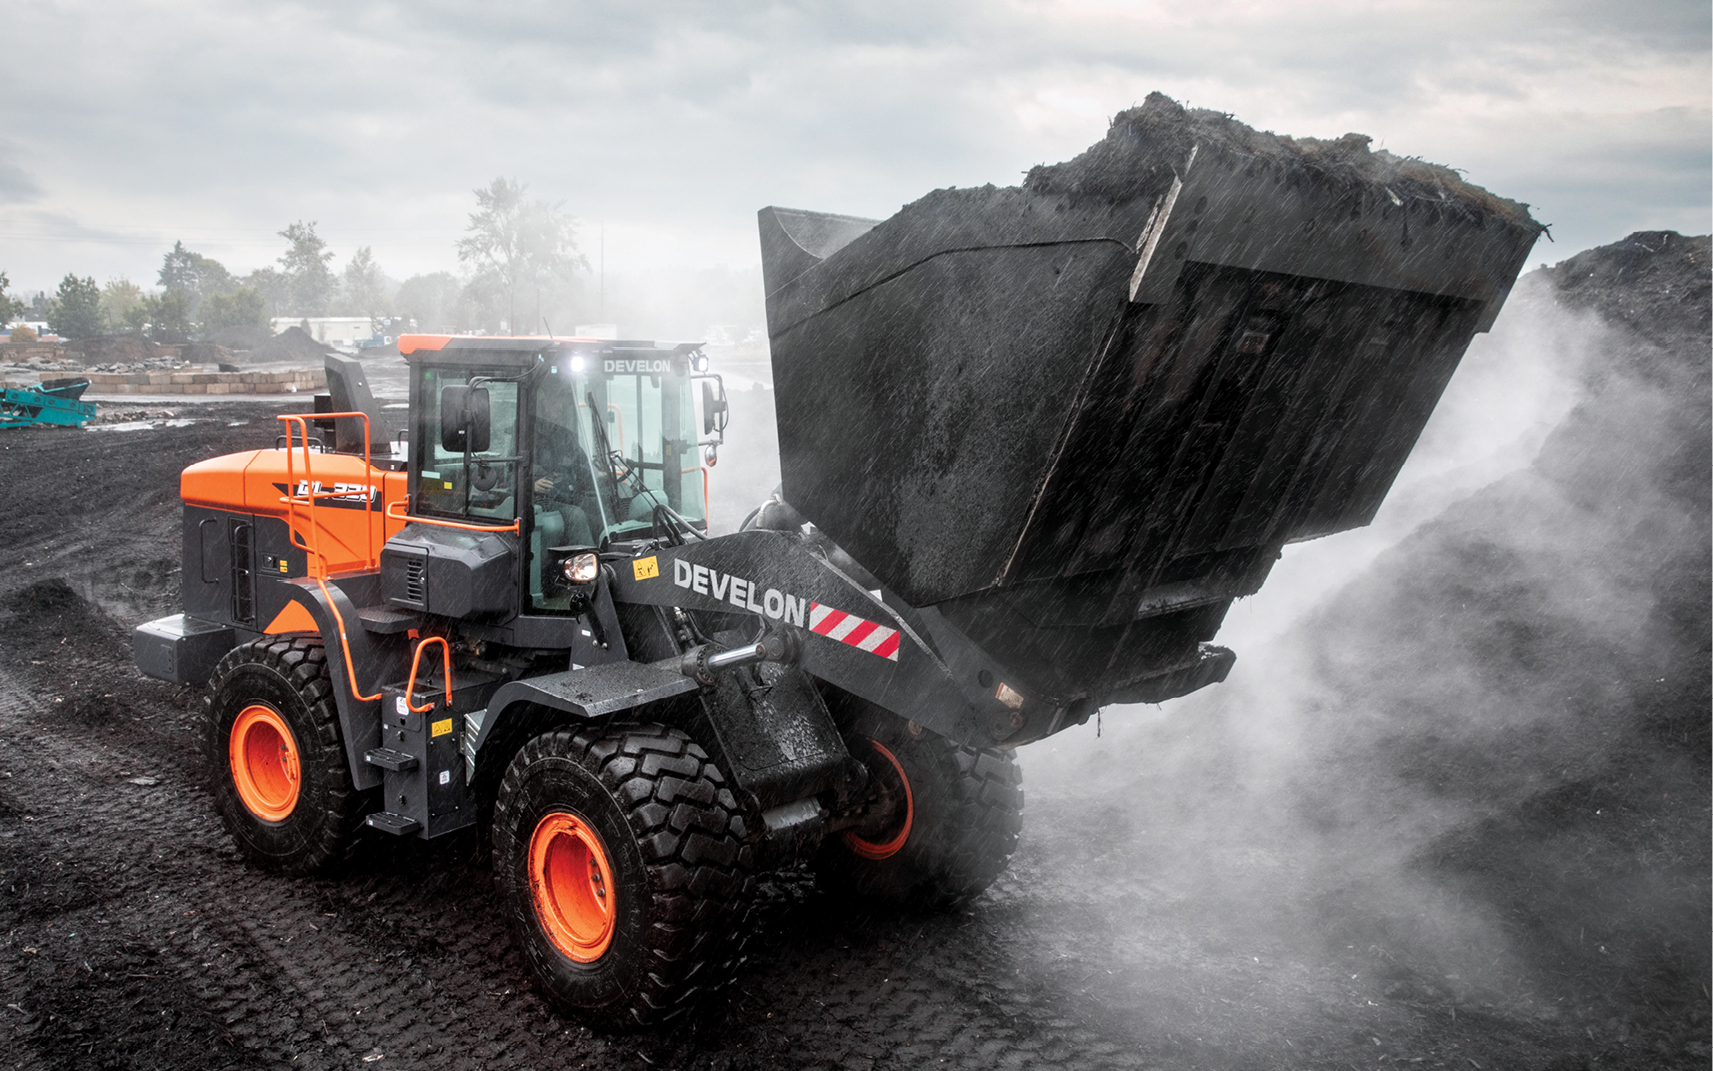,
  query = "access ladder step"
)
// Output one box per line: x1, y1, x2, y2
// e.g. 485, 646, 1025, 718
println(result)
357, 605, 418, 634
364, 747, 419, 771
364, 812, 422, 836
